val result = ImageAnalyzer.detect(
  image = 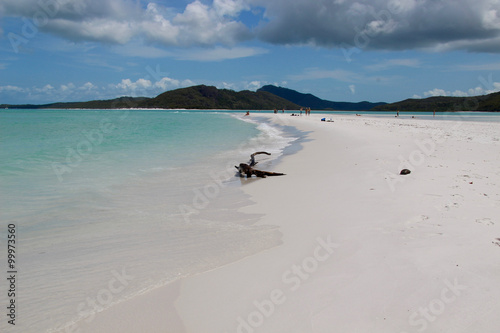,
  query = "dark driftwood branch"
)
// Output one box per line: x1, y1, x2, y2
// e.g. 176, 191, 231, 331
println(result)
249, 151, 271, 167
235, 152, 285, 178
